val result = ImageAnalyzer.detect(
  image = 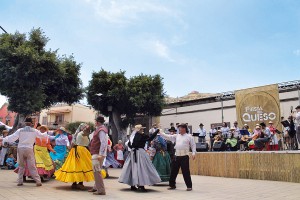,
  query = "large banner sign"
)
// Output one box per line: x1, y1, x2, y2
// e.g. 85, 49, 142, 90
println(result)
235, 84, 281, 131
